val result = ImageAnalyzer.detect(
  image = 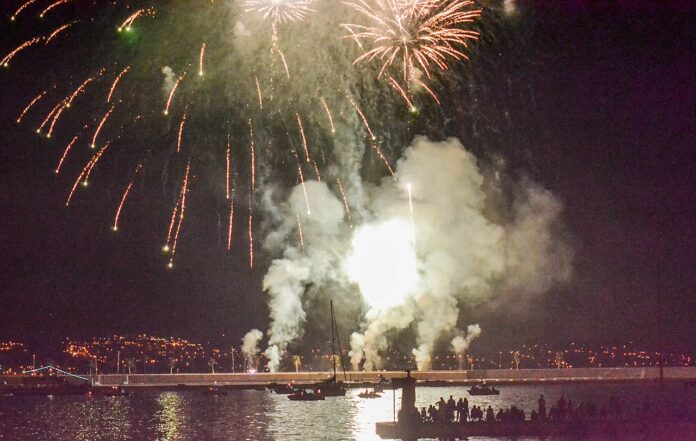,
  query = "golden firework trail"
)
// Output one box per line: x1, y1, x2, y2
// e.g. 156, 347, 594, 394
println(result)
39, 0, 73, 19
255, 76, 263, 109
66, 70, 104, 108
276, 47, 291, 79
164, 72, 186, 116
82, 140, 111, 183
37, 100, 64, 134
296, 113, 311, 163
112, 164, 143, 232
177, 106, 189, 153
198, 43, 206, 76
336, 177, 353, 227
107, 66, 130, 103
118, 8, 156, 32
348, 96, 376, 140
46, 21, 78, 45
168, 163, 191, 268
17, 90, 47, 124
66, 142, 110, 206
165, 200, 179, 252
249, 118, 256, 191
320, 97, 335, 133
227, 199, 235, 251
226, 134, 232, 200
92, 105, 116, 148
412, 76, 441, 104
388, 76, 415, 110
248, 201, 254, 269
348, 97, 394, 175
2, 37, 43, 67
55, 135, 78, 174
293, 151, 311, 216
46, 102, 68, 138
312, 160, 321, 182
342, 0, 481, 81
296, 212, 305, 252
11, 0, 40, 21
